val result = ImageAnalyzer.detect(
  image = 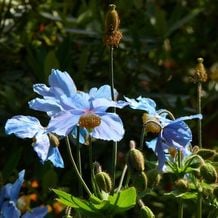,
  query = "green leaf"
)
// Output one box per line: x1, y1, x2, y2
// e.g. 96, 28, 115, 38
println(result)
165, 190, 197, 200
